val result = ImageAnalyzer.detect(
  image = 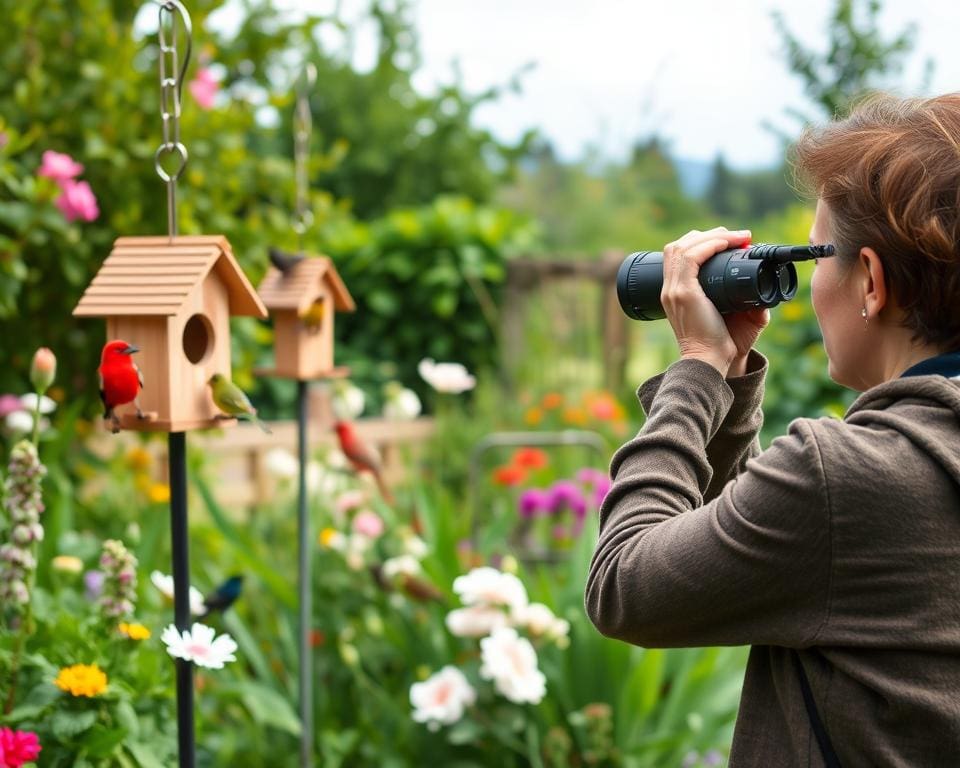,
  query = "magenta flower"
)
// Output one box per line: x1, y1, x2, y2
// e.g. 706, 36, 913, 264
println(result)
0, 727, 42, 767
518, 488, 550, 518
38, 150, 83, 182
189, 67, 220, 110
546, 481, 587, 520
56, 179, 99, 223
0, 395, 22, 418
